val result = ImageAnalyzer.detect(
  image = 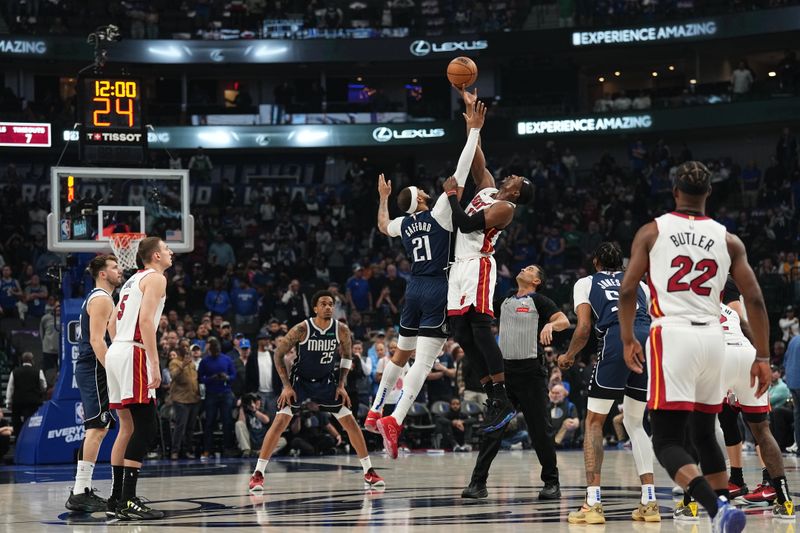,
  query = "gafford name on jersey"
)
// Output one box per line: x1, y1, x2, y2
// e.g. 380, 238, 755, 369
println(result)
404, 221, 432, 238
